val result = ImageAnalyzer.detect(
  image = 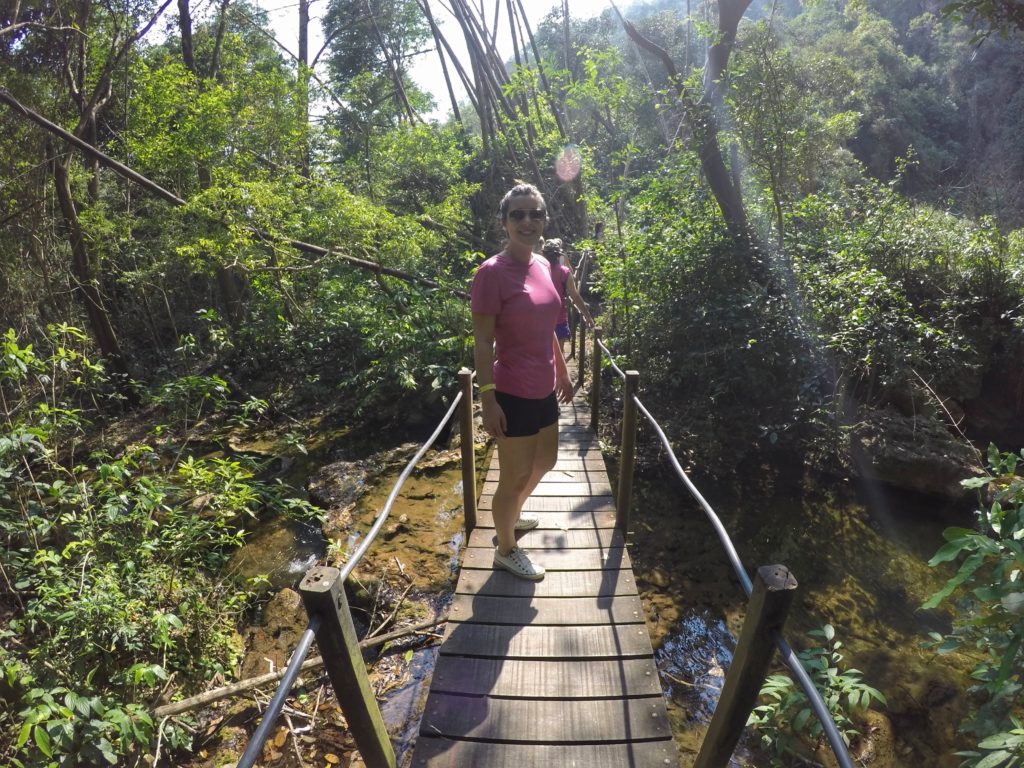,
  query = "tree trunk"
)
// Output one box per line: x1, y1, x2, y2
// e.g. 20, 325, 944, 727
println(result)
52, 155, 130, 378
177, 0, 195, 71
622, 3, 753, 247
506, 0, 533, 141
699, 0, 752, 240
363, 0, 418, 123
420, 0, 462, 126
418, 0, 476, 120
298, 0, 311, 176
